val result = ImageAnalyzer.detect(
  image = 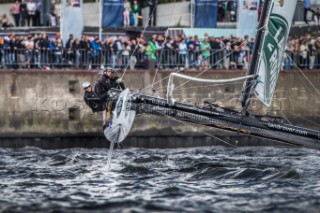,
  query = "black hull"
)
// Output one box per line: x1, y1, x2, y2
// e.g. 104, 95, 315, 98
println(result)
130, 93, 320, 150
